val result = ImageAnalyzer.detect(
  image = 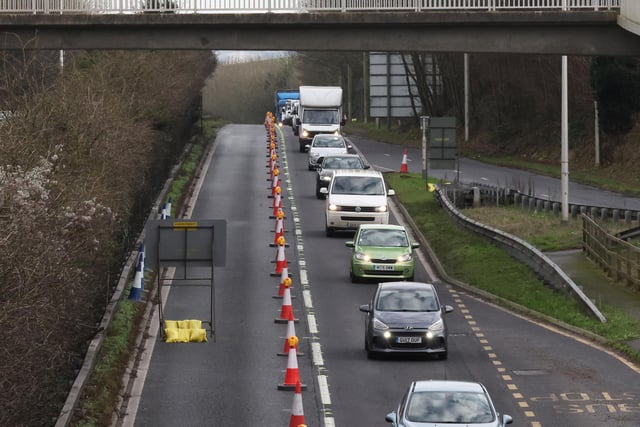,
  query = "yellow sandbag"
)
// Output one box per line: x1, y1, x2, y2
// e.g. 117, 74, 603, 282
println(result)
177, 320, 190, 329
164, 320, 178, 329
189, 328, 208, 343
188, 319, 202, 329
165, 328, 190, 343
